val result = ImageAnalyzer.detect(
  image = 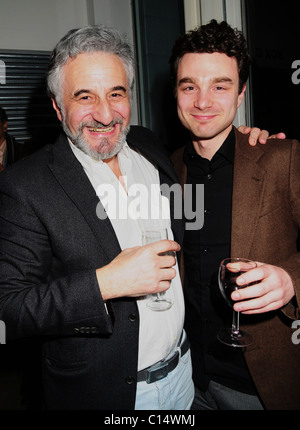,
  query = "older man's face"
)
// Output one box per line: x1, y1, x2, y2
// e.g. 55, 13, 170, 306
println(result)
52, 52, 131, 160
